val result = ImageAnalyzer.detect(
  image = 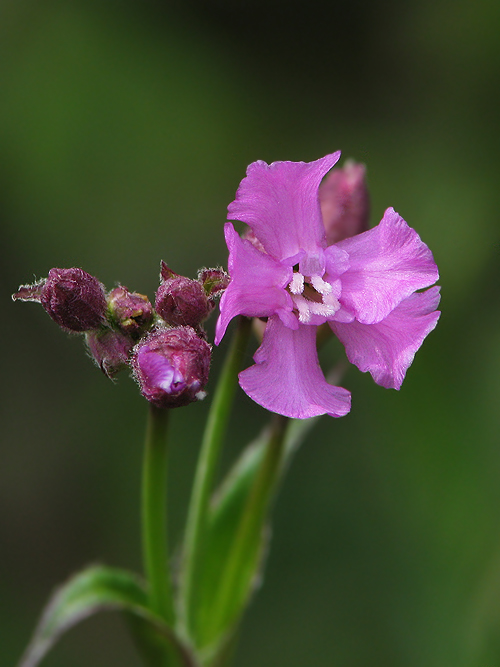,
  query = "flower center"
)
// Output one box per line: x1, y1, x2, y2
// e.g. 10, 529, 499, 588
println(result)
287, 271, 340, 323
